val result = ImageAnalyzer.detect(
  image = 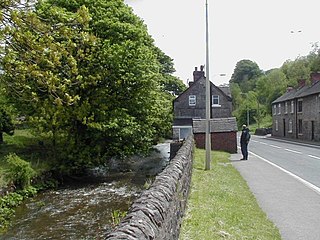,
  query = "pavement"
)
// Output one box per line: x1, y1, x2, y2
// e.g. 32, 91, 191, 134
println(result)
231, 150, 320, 240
